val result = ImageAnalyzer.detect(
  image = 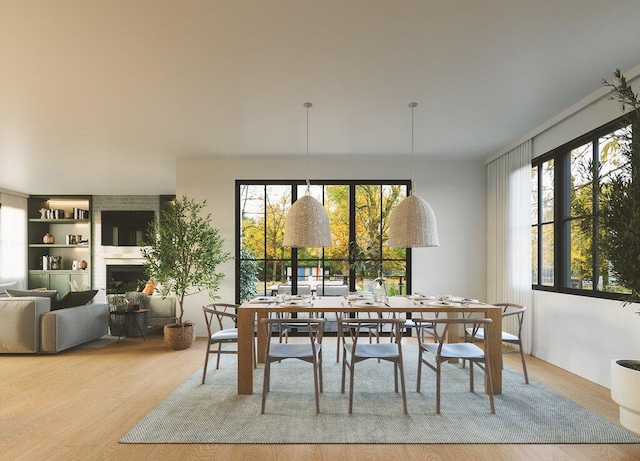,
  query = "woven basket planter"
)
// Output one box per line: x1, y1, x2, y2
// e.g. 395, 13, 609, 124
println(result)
163, 323, 196, 350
